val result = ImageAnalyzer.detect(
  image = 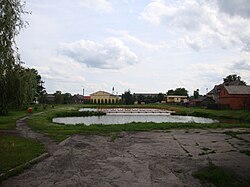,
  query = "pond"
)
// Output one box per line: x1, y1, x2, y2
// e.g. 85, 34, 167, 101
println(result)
53, 108, 218, 125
